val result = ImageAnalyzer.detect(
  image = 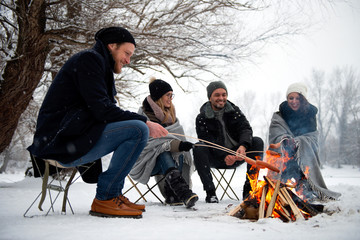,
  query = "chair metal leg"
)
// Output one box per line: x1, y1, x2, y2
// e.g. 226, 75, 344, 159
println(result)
124, 175, 164, 204
24, 156, 96, 217
218, 168, 239, 200
124, 176, 148, 202
211, 168, 240, 201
